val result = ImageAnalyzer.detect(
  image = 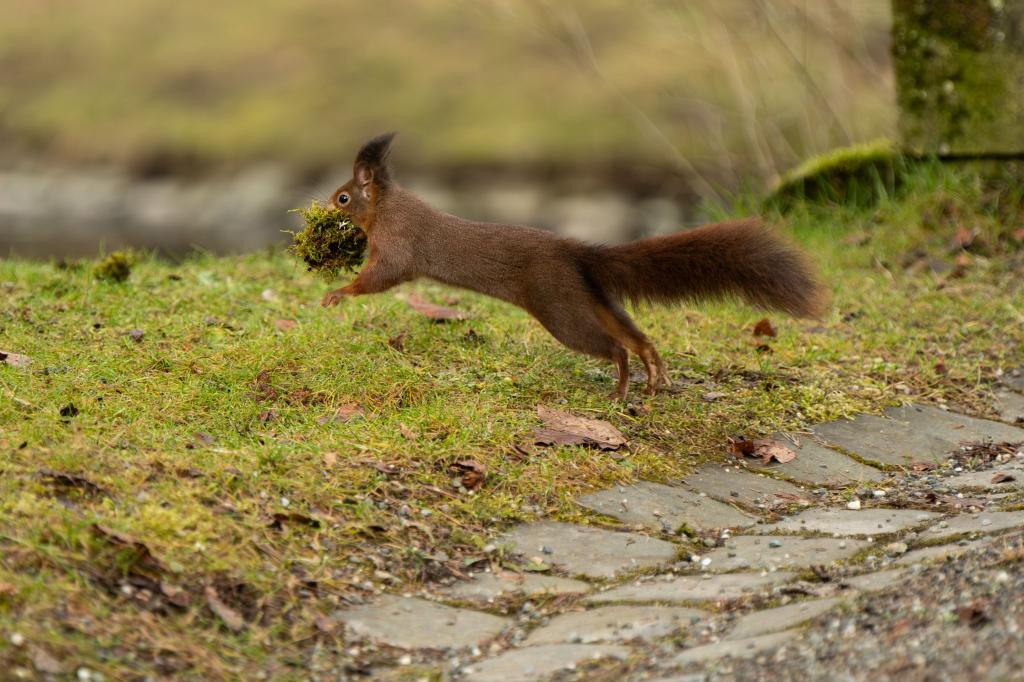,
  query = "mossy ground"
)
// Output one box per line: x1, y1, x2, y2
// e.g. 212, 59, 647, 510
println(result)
1, 163, 1022, 679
